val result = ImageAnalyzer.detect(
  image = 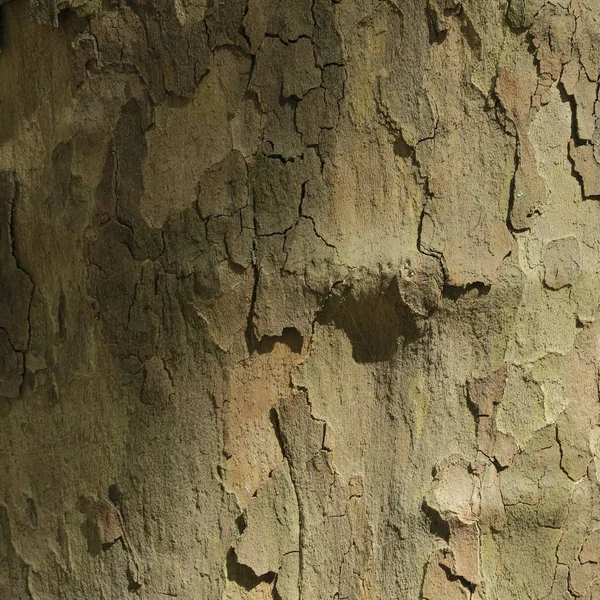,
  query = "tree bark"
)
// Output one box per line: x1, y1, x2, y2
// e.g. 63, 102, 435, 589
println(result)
1, 0, 600, 598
